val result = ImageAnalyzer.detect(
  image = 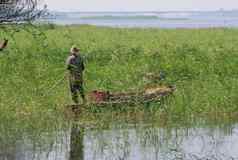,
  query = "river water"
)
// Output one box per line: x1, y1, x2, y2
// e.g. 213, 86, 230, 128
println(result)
1, 118, 238, 160
46, 11, 238, 28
